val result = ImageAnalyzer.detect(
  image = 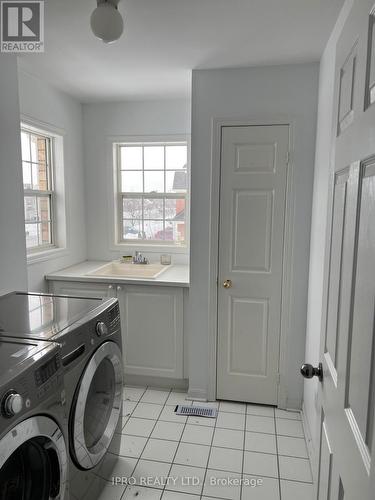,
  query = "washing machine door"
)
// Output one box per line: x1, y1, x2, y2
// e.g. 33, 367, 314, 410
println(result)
0, 415, 67, 500
72, 341, 123, 469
